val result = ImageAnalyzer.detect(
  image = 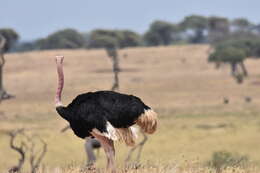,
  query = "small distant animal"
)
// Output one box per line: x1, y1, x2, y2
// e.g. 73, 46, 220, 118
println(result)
223, 97, 229, 104
244, 96, 252, 103
54, 56, 157, 173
